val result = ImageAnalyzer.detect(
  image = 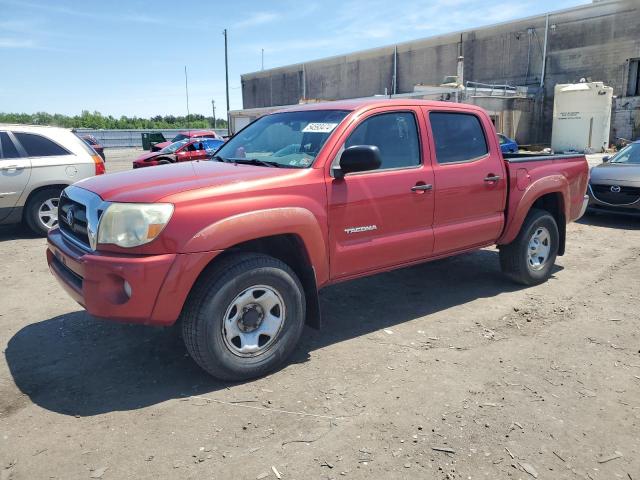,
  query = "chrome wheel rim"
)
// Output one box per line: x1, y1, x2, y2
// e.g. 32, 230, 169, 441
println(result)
38, 198, 59, 230
221, 285, 285, 357
527, 226, 551, 271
